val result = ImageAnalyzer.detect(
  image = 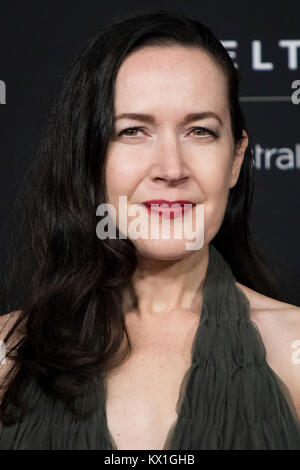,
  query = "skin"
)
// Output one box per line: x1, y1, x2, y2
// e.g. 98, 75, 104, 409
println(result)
105, 45, 248, 321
